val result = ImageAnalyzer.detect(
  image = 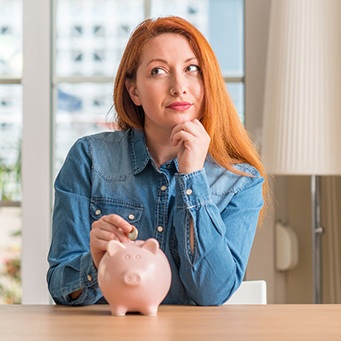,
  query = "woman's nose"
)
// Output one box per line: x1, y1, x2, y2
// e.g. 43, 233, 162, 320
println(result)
169, 86, 187, 96
169, 75, 187, 96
